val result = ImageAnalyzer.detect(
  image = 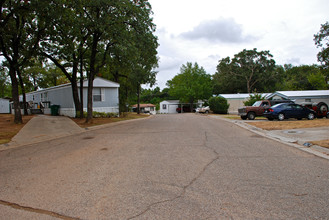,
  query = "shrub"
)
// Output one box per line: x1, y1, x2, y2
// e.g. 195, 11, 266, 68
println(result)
76, 111, 118, 118
209, 96, 230, 114
76, 111, 87, 118
243, 93, 265, 106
